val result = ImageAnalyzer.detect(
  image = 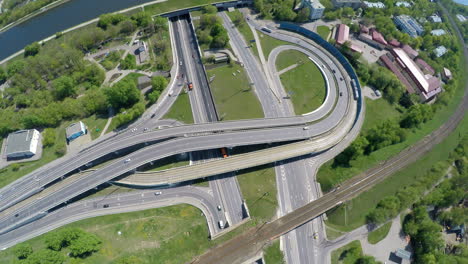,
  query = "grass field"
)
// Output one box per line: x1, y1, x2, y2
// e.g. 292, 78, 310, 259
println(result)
278, 50, 326, 114
264, 240, 285, 264
144, 0, 219, 15
237, 164, 277, 221
142, 154, 189, 172
163, 92, 194, 124
226, 10, 259, 58
367, 221, 392, 244
208, 63, 264, 121
331, 240, 362, 264
325, 115, 467, 231
83, 114, 109, 140
258, 32, 292, 58
317, 25, 331, 40
361, 98, 402, 133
